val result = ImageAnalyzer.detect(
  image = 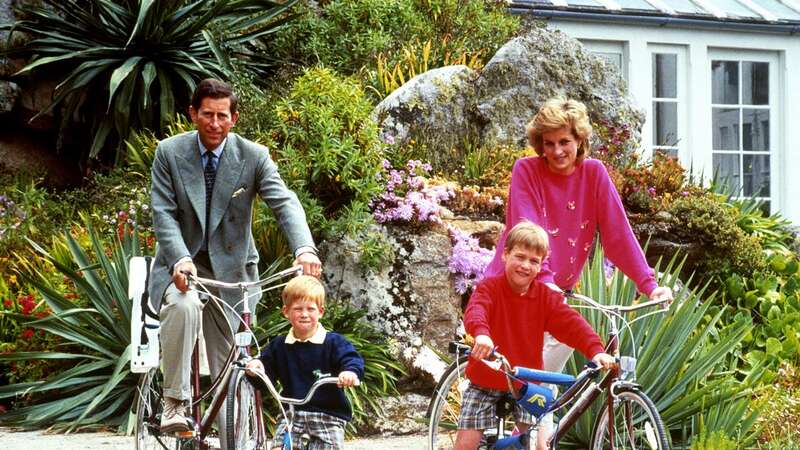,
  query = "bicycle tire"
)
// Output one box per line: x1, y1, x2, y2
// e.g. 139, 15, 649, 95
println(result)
427, 356, 521, 450
225, 368, 263, 450
589, 386, 669, 450
134, 368, 181, 450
